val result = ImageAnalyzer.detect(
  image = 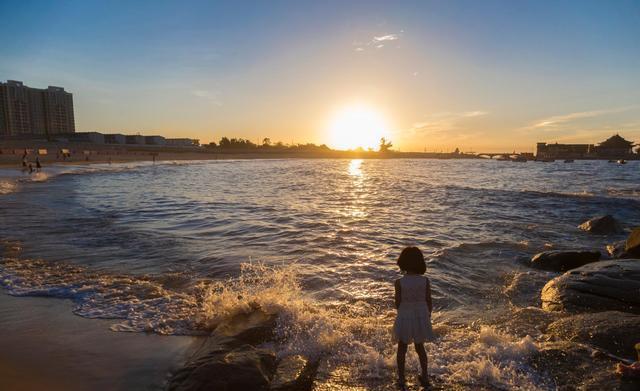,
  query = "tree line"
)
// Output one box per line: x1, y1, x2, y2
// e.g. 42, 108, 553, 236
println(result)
204, 137, 393, 152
